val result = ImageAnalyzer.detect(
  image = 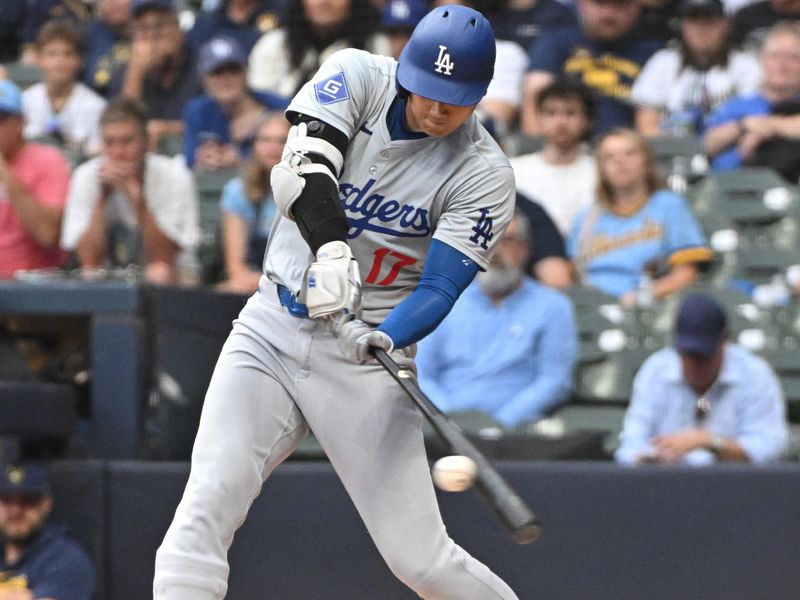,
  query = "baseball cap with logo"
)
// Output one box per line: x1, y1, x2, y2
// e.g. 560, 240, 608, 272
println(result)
678, 0, 725, 18
383, 0, 429, 30
198, 37, 247, 75
131, 0, 175, 17
674, 294, 728, 357
0, 80, 23, 117
0, 463, 50, 498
